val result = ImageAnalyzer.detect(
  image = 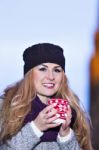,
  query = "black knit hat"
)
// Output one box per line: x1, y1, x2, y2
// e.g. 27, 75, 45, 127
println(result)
23, 43, 65, 75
